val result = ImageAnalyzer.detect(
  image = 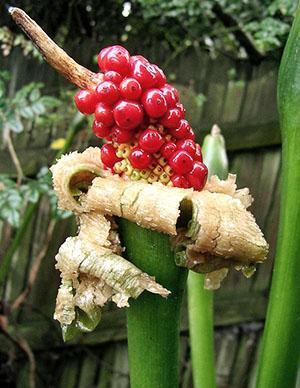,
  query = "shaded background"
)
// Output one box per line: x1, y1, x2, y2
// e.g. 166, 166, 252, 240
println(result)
0, 1, 296, 387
